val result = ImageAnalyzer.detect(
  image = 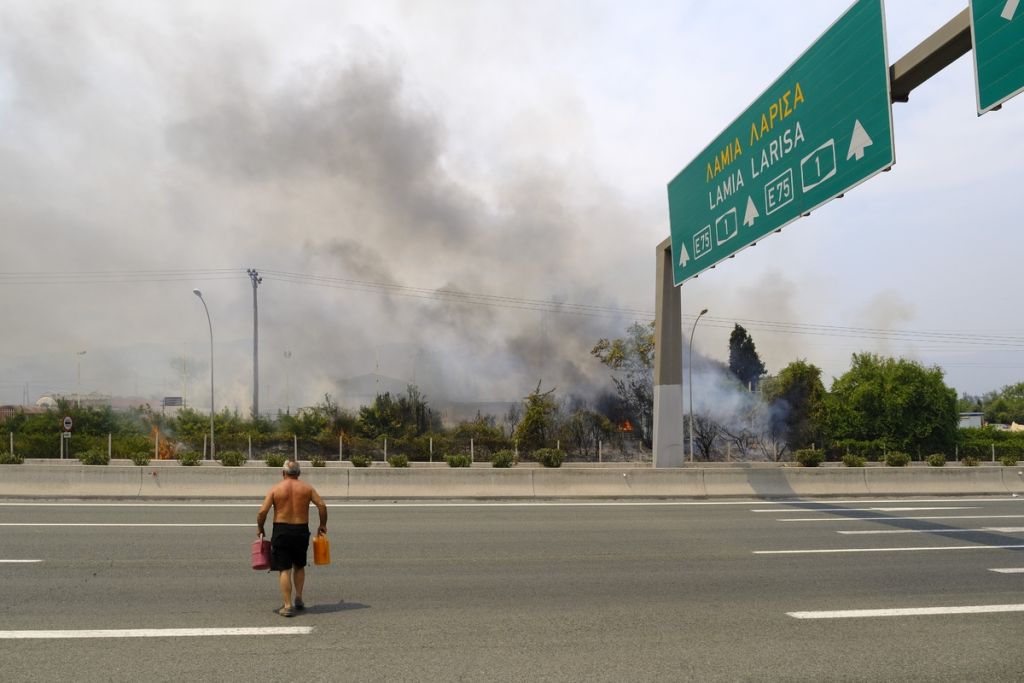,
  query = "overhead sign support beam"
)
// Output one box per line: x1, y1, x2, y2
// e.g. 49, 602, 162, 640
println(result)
890, 9, 971, 103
